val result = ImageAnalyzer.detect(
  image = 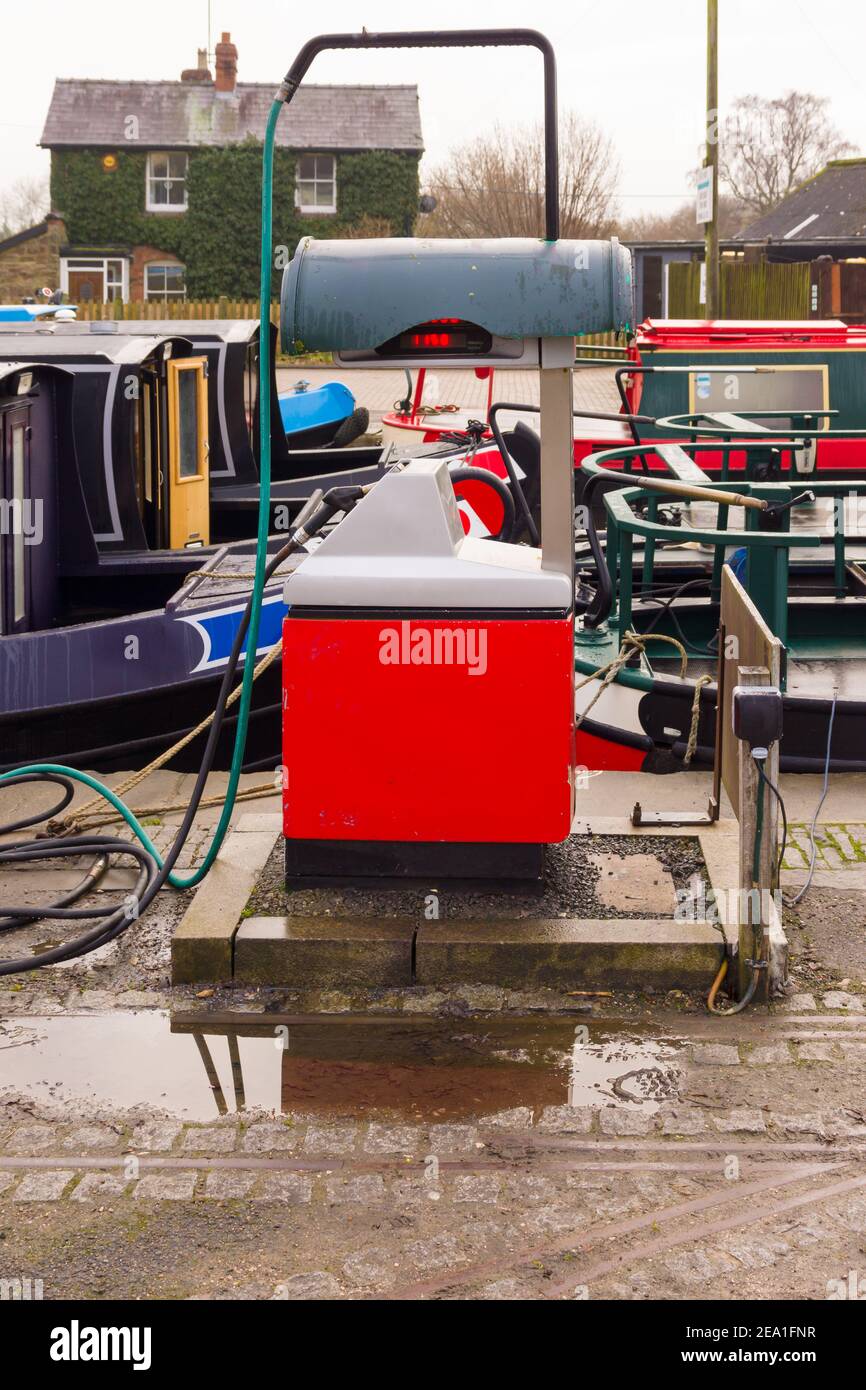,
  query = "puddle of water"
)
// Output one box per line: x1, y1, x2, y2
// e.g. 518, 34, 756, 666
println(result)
0, 1013, 682, 1123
